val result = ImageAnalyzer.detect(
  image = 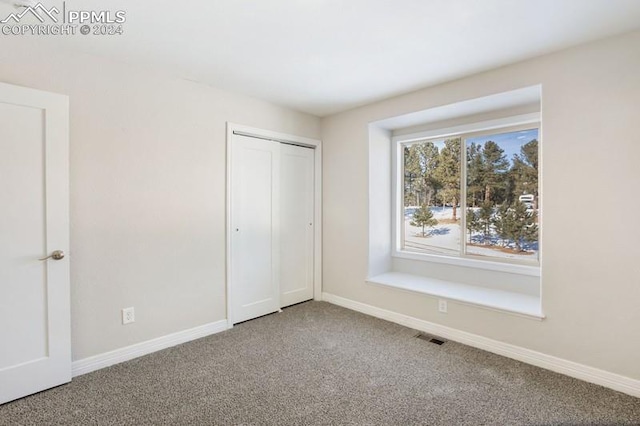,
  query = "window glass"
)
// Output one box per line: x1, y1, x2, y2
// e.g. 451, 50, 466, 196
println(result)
466, 129, 539, 262
399, 127, 539, 266
403, 138, 461, 256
